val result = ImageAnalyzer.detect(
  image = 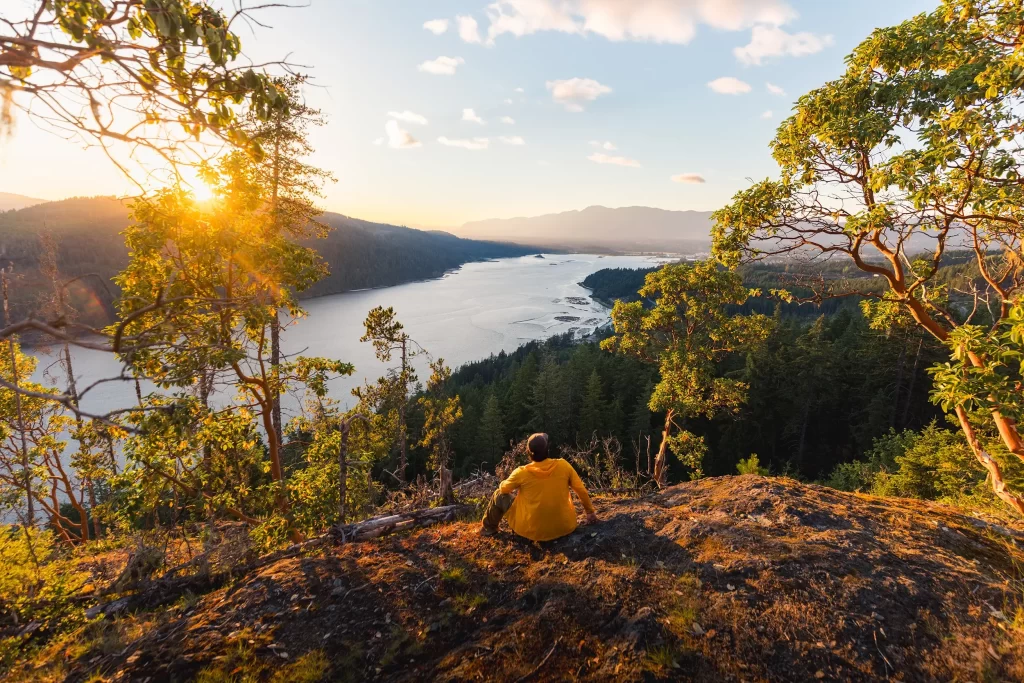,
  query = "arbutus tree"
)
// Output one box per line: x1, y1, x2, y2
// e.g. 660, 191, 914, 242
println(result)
0, 0, 291, 178
602, 262, 771, 487
712, 0, 1024, 515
